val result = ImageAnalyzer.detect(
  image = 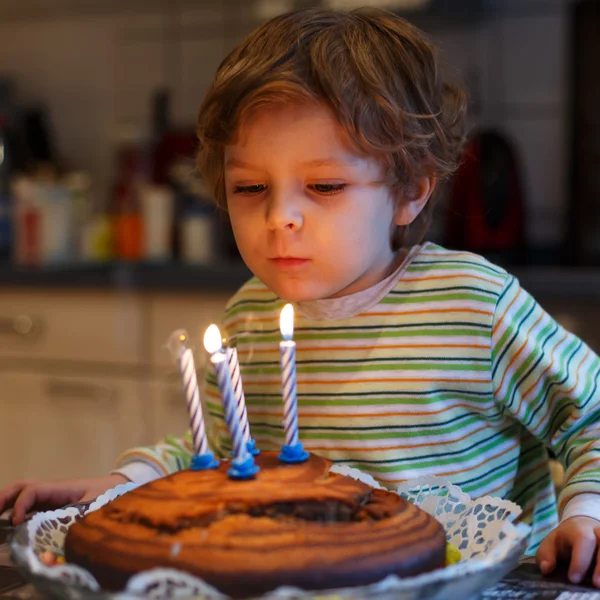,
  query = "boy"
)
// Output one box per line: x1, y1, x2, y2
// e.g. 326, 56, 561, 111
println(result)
2, 7, 599, 587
